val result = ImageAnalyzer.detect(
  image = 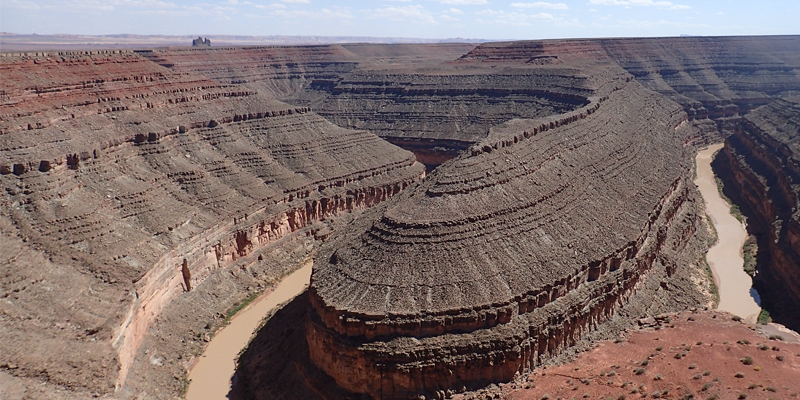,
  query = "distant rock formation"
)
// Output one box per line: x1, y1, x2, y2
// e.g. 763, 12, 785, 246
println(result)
192, 36, 211, 47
